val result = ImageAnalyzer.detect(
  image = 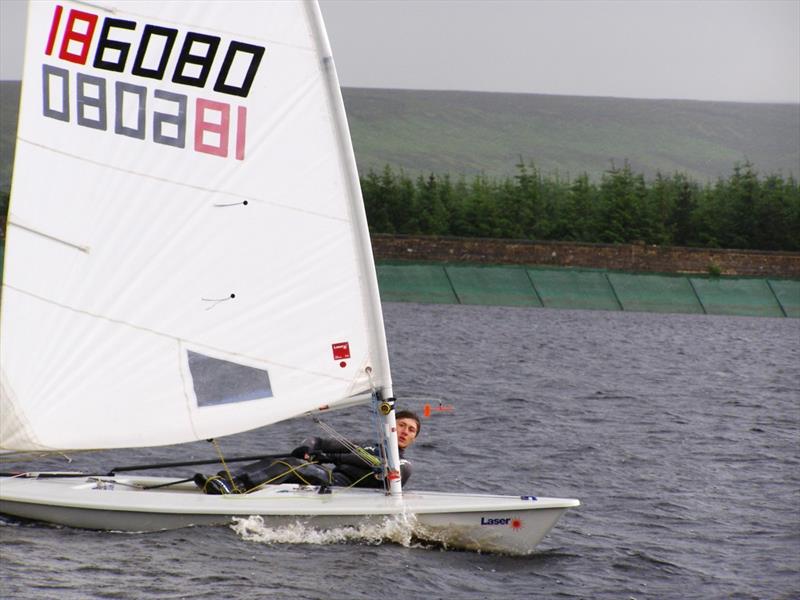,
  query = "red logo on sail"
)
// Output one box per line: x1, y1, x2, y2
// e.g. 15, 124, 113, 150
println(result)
332, 342, 351, 360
